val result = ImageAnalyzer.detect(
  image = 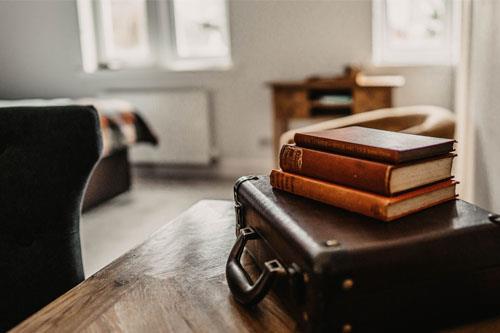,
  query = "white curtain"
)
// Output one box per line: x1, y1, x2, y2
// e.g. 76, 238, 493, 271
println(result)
455, 0, 500, 212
